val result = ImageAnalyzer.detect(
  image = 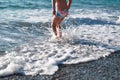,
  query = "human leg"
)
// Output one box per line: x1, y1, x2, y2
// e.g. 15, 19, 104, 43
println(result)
51, 15, 59, 36
51, 13, 65, 38
56, 17, 65, 37
54, 9, 68, 37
